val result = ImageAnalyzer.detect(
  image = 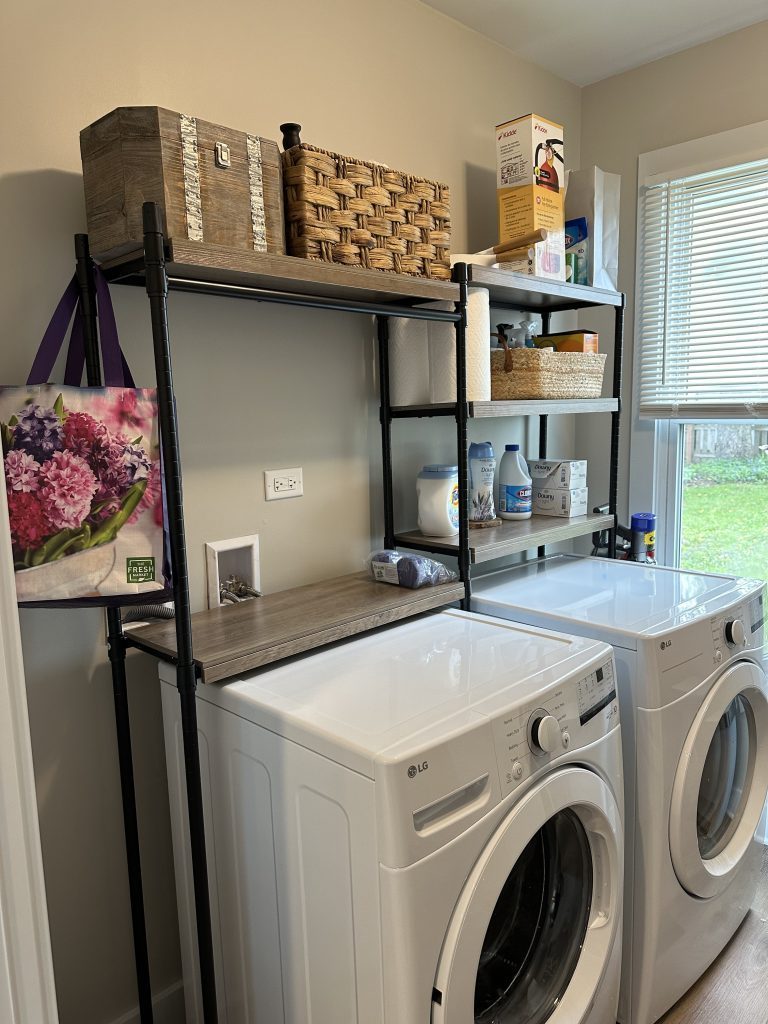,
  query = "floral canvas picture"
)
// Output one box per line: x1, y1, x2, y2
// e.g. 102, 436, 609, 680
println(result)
1, 386, 166, 602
